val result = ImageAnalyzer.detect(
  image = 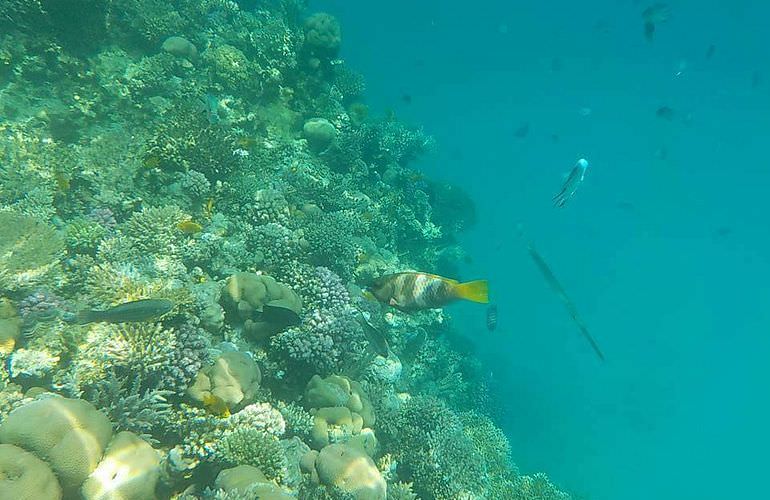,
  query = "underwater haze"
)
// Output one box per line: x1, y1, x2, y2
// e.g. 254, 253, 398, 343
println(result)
319, 0, 770, 499
1, 0, 768, 499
